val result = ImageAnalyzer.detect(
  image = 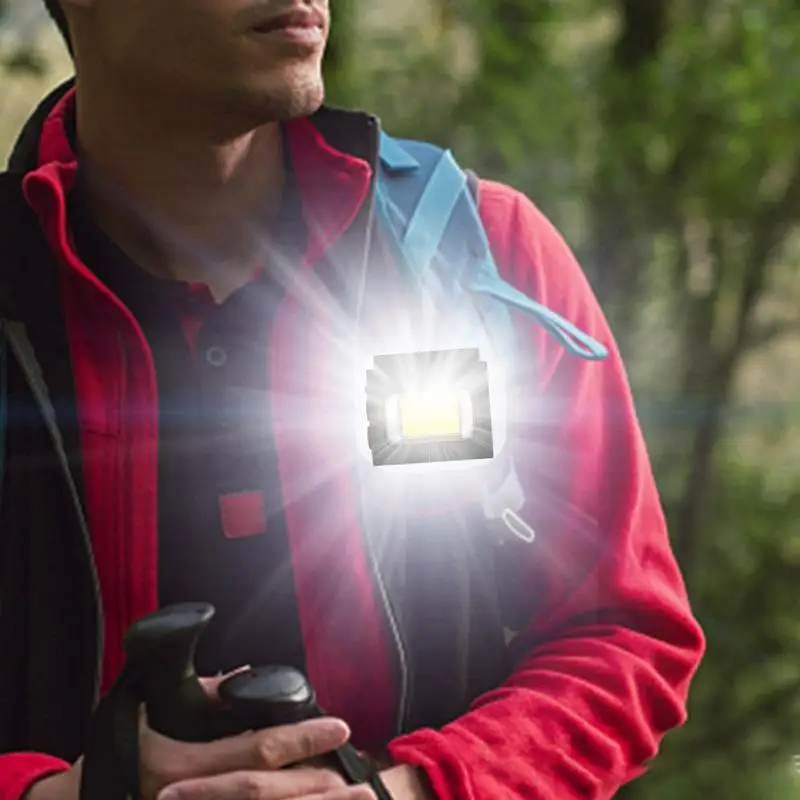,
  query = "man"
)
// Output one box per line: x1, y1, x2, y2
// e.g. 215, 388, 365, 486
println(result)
0, 0, 705, 798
